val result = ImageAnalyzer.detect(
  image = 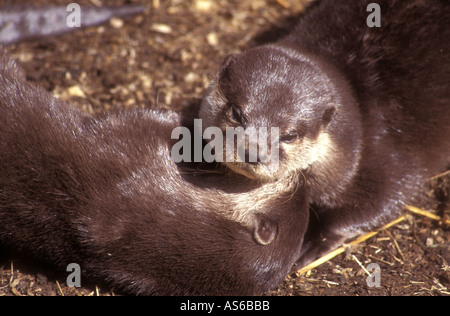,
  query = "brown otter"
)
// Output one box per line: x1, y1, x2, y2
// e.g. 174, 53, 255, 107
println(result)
199, 0, 450, 265
0, 50, 308, 295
